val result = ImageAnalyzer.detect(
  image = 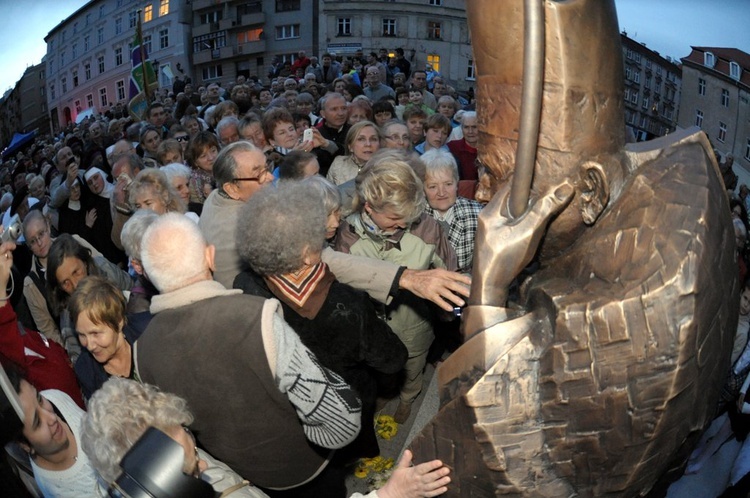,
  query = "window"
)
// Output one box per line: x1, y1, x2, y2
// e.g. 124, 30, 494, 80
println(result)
73, 22, 78, 34
61, 77, 67, 93
129, 11, 137, 28
237, 29, 263, 44
429, 0, 443, 4
630, 91, 638, 104
98, 55, 105, 74
72, 43, 77, 59
704, 52, 715, 68
695, 109, 703, 127
624, 87, 630, 102
85, 63, 91, 80
640, 115, 647, 128
625, 66, 632, 80
722, 89, 730, 108
745, 139, 750, 162
84, 35, 90, 52
275, 0, 300, 11
466, 58, 475, 81
632, 71, 640, 84
144, 5, 153, 22
62, 30, 66, 42
200, 10, 222, 24
427, 54, 440, 73
115, 18, 122, 34
99, 5, 105, 18
50, 84, 55, 100
382, 18, 396, 37
644, 75, 651, 90
193, 32, 226, 52
634, 52, 641, 64
40, 86, 45, 96
645, 59, 651, 70
698, 78, 706, 96
87, 94, 94, 108
98, 27, 104, 45
718, 122, 727, 142
238, 2, 263, 16
730, 62, 741, 80
99, 87, 108, 107
276, 24, 300, 40
115, 47, 123, 66
337, 18, 351, 36
144, 35, 152, 54
75, 99, 82, 113
159, 0, 169, 16
642, 97, 649, 110
73, 70, 79, 87
116, 80, 126, 101
202, 64, 223, 80
428, 21, 442, 40
159, 29, 169, 49
86, 13, 91, 26
61, 50, 65, 66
